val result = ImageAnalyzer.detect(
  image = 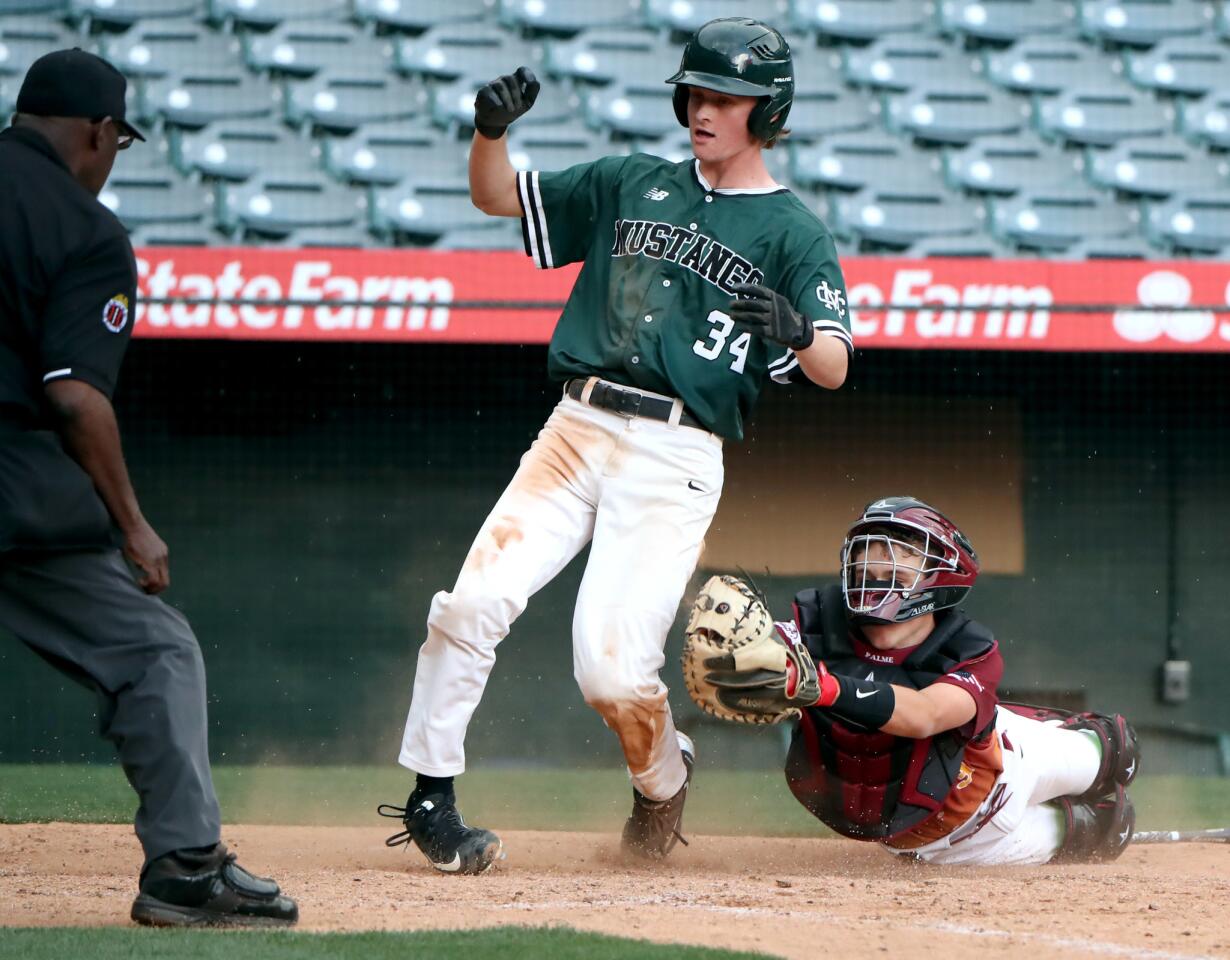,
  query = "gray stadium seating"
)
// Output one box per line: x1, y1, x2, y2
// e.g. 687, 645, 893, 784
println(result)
501, 0, 643, 35
1078, 0, 1213, 47
844, 36, 980, 93
831, 185, 982, 248
274, 224, 377, 248
99, 173, 210, 228
69, 0, 201, 30
284, 73, 429, 133
983, 38, 1117, 97
1124, 38, 1230, 99
175, 119, 320, 180
585, 83, 677, 138
990, 186, 1136, 251
100, 19, 242, 79
790, 0, 934, 43
0, 17, 74, 77
395, 26, 537, 82
634, 129, 695, 164
902, 235, 1016, 258
645, 0, 791, 35
0, 76, 19, 117
128, 222, 221, 245
143, 70, 279, 127
216, 172, 366, 238
1035, 86, 1170, 147
791, 132, 943, 192
432, 221, 525, 251
323, 120, 463, 187
782, 87, 876, 140
352, 0, 491, 32
370, 181, 497, 240
1178, 92, 1230, 149
938, 0, 1076, 44
207, 0, 350, 31
245, 22, 393, 79
544, 28, 673, 86
0, 0, 67, 12
113, 133, 178, 175
1085, 136, 1229, 198
432, 75, 579, 130
1056, 236, 1158, 259
945, 135, 1080, 195
506, 128, 614, 175
886, 85, 1025, 144
1145, 192, 1230, 253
